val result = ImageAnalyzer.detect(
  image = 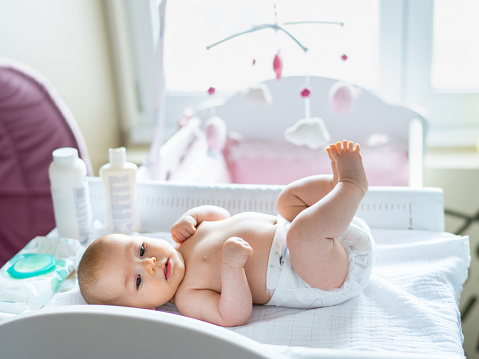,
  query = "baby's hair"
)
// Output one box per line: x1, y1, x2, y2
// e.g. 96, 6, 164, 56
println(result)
78, 238, 106, 305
